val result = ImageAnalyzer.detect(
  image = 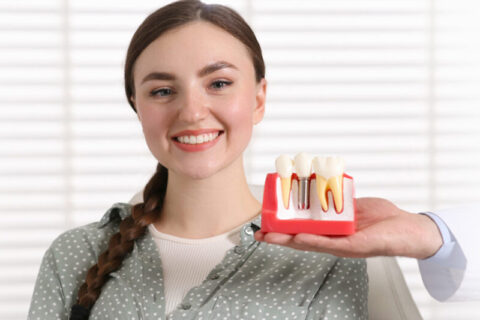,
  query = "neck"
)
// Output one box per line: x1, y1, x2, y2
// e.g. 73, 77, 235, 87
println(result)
153, 157, 261, 238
